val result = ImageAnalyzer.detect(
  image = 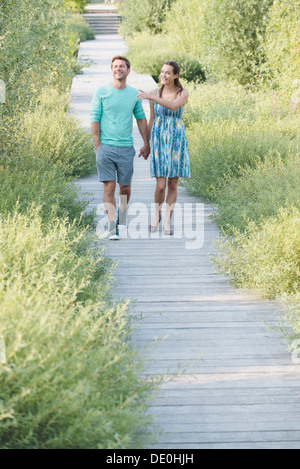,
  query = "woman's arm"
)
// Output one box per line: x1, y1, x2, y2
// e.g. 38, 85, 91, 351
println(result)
147, 94, 155, 139
137, 88, 189, 111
